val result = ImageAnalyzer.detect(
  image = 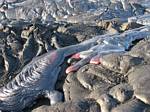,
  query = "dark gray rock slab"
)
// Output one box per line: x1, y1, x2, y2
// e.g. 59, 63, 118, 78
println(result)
128, 38, 150, 64
109, 83, 133, 103
101, 53, 144, 74
63, 64, 126, 101
97, 94, 118, 112
32, 99, 101, 112
128, 65, 150, 105
112, 99, 148, 112
63, 71, 90, 101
